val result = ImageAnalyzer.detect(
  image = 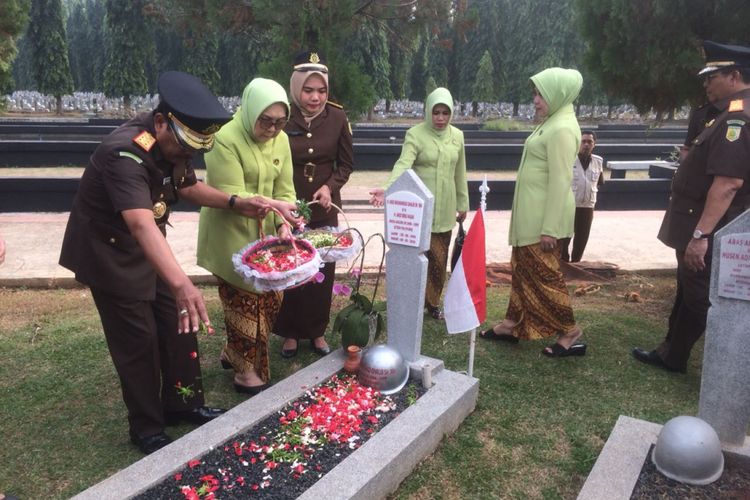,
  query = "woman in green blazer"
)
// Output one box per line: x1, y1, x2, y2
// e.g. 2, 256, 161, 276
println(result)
482, 67, 587, 358
197, 78, 300, 394
370, 87, 469, 319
